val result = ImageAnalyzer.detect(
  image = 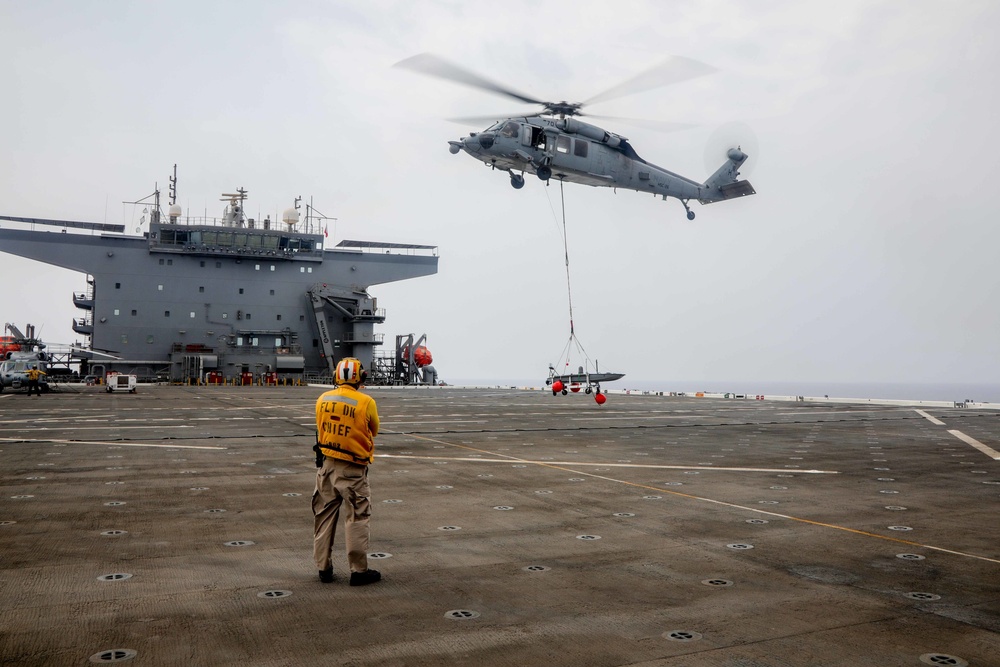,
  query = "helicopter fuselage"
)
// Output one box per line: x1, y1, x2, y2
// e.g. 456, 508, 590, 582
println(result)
451, 116, 754, 217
